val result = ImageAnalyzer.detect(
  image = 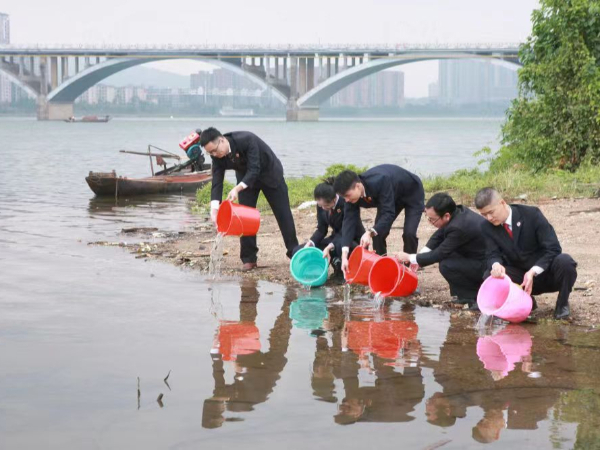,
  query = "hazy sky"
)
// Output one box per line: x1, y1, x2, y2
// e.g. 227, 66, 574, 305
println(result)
2, 0, 539, 96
